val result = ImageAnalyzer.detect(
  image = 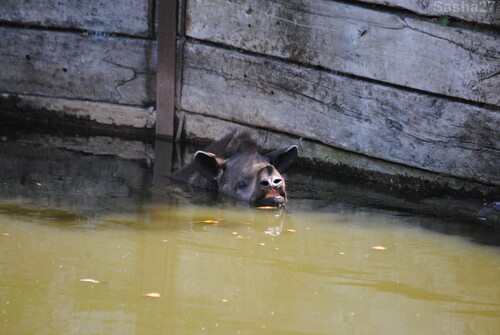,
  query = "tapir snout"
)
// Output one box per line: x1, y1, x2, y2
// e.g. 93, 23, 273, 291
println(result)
254, 165, 287, 206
